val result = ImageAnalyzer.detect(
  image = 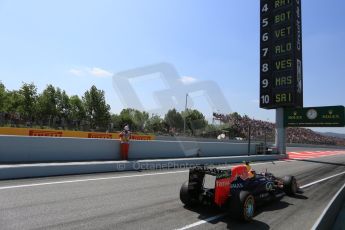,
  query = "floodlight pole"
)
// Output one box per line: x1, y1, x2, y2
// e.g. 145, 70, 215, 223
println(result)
183, 93, 188, 135
275, 108, 286, 155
